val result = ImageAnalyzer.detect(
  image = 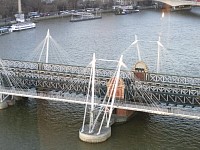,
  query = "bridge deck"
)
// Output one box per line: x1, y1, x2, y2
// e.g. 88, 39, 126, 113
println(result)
155, 0, 200, 6
1, 87, 200, 119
